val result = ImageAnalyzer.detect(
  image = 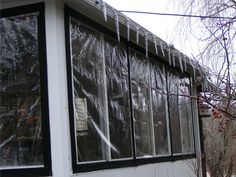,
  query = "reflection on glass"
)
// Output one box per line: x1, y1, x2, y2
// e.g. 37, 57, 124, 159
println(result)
0, 14, 43, 167
150, 61, 170, 155
71, 20, 133, 162
130, 51, 152, 157
69, 18, 195, 164
71, 19, 107, 162
104, 38, 132, 159
179, 78, 194, 153
168, 71, 194, 154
